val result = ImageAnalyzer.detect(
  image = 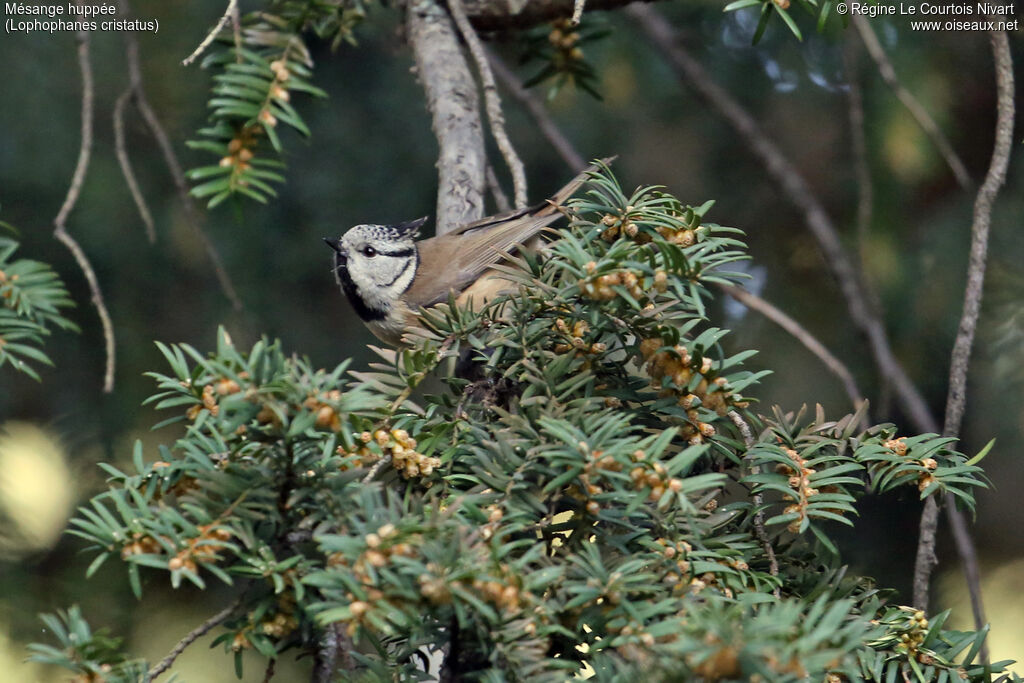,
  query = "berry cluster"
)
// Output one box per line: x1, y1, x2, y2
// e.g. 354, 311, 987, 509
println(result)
547, 18, 584, 65
883, 436, 939, 492
185, 375, 245, 421
776, 448, 819, 533
167, 524, 233, 574
326, 523, 416, 636
303, 389, 344, 432
638, 338, 743, 445
627, 449, 685, 505
552, 318, 606, 356
597, 207, 697, 248
342, 429, 440, 479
